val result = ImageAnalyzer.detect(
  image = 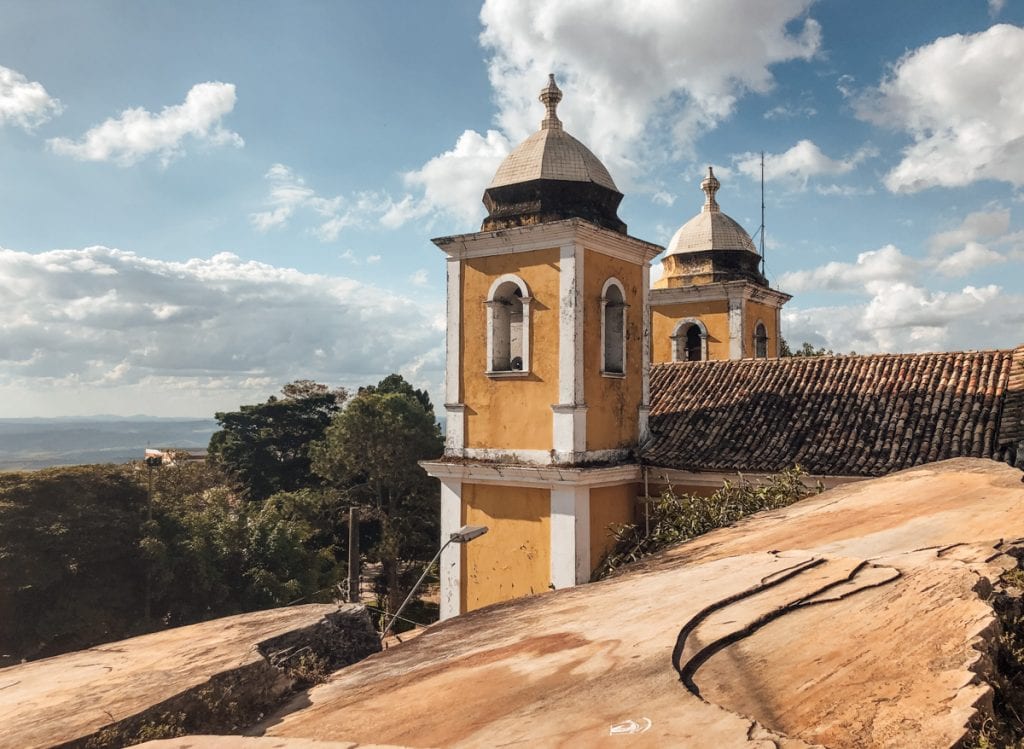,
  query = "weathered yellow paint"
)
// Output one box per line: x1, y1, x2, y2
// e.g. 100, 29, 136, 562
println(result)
744, 300, 781, 358
460, 483, 551, 612
462, 248, 561, 451
583, 250, 644, 451
650, 300, 730, 363
589, 484, 638, 572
